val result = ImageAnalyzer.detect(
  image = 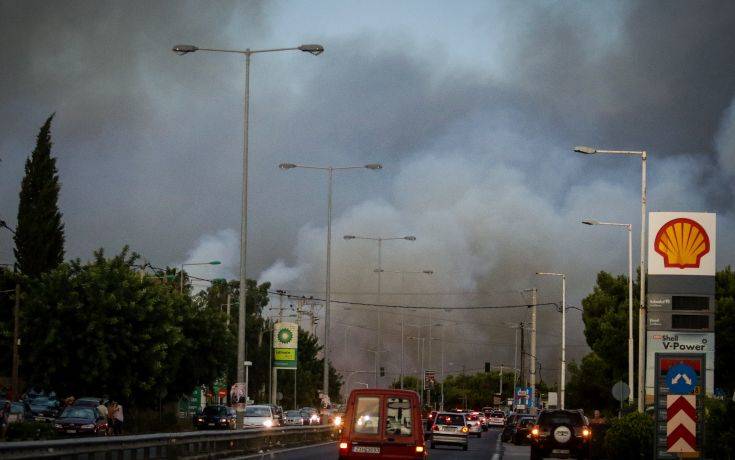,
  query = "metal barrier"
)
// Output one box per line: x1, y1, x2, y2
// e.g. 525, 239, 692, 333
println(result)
0, 425, 337, 460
